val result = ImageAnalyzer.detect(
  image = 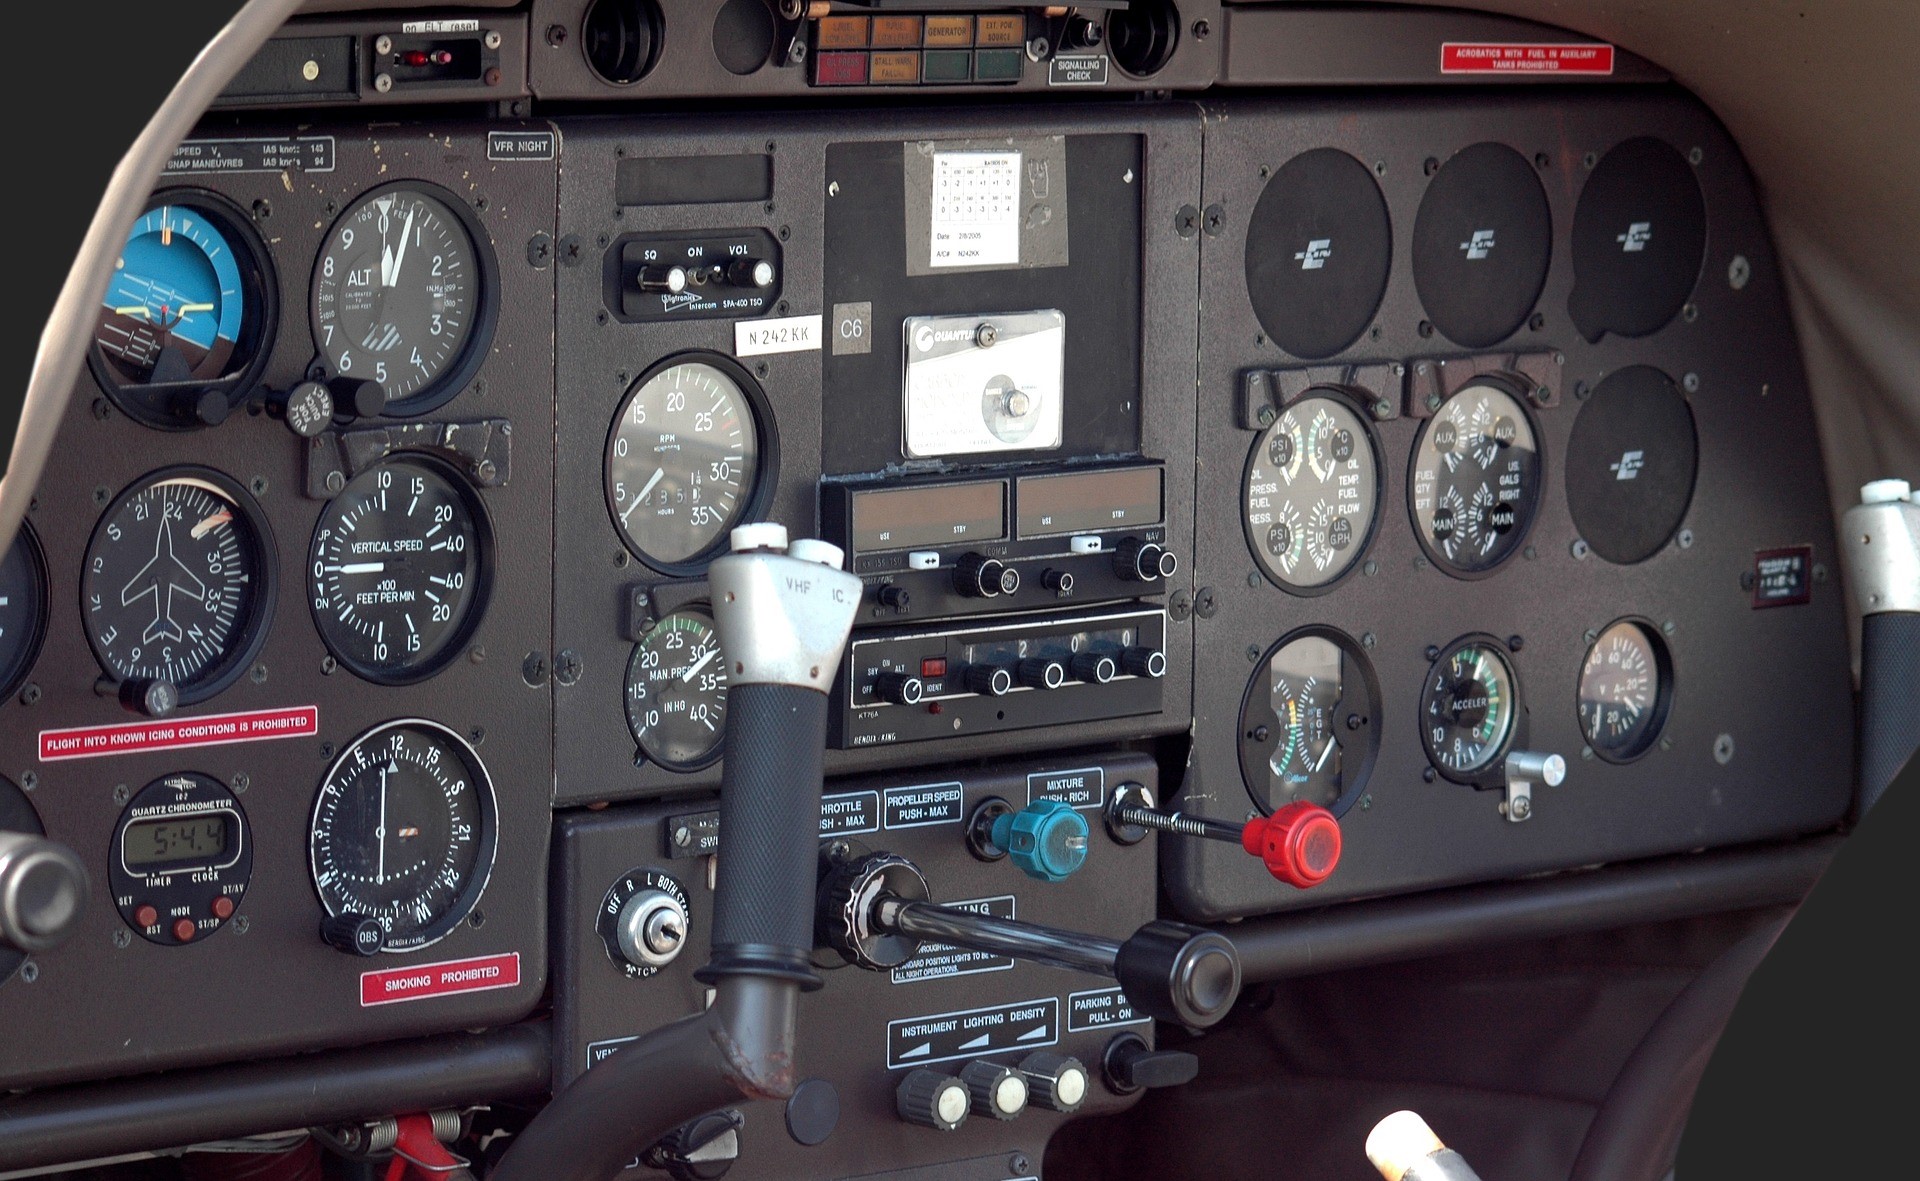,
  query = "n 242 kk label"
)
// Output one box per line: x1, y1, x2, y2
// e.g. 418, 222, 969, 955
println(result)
735, 313, 822, 357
